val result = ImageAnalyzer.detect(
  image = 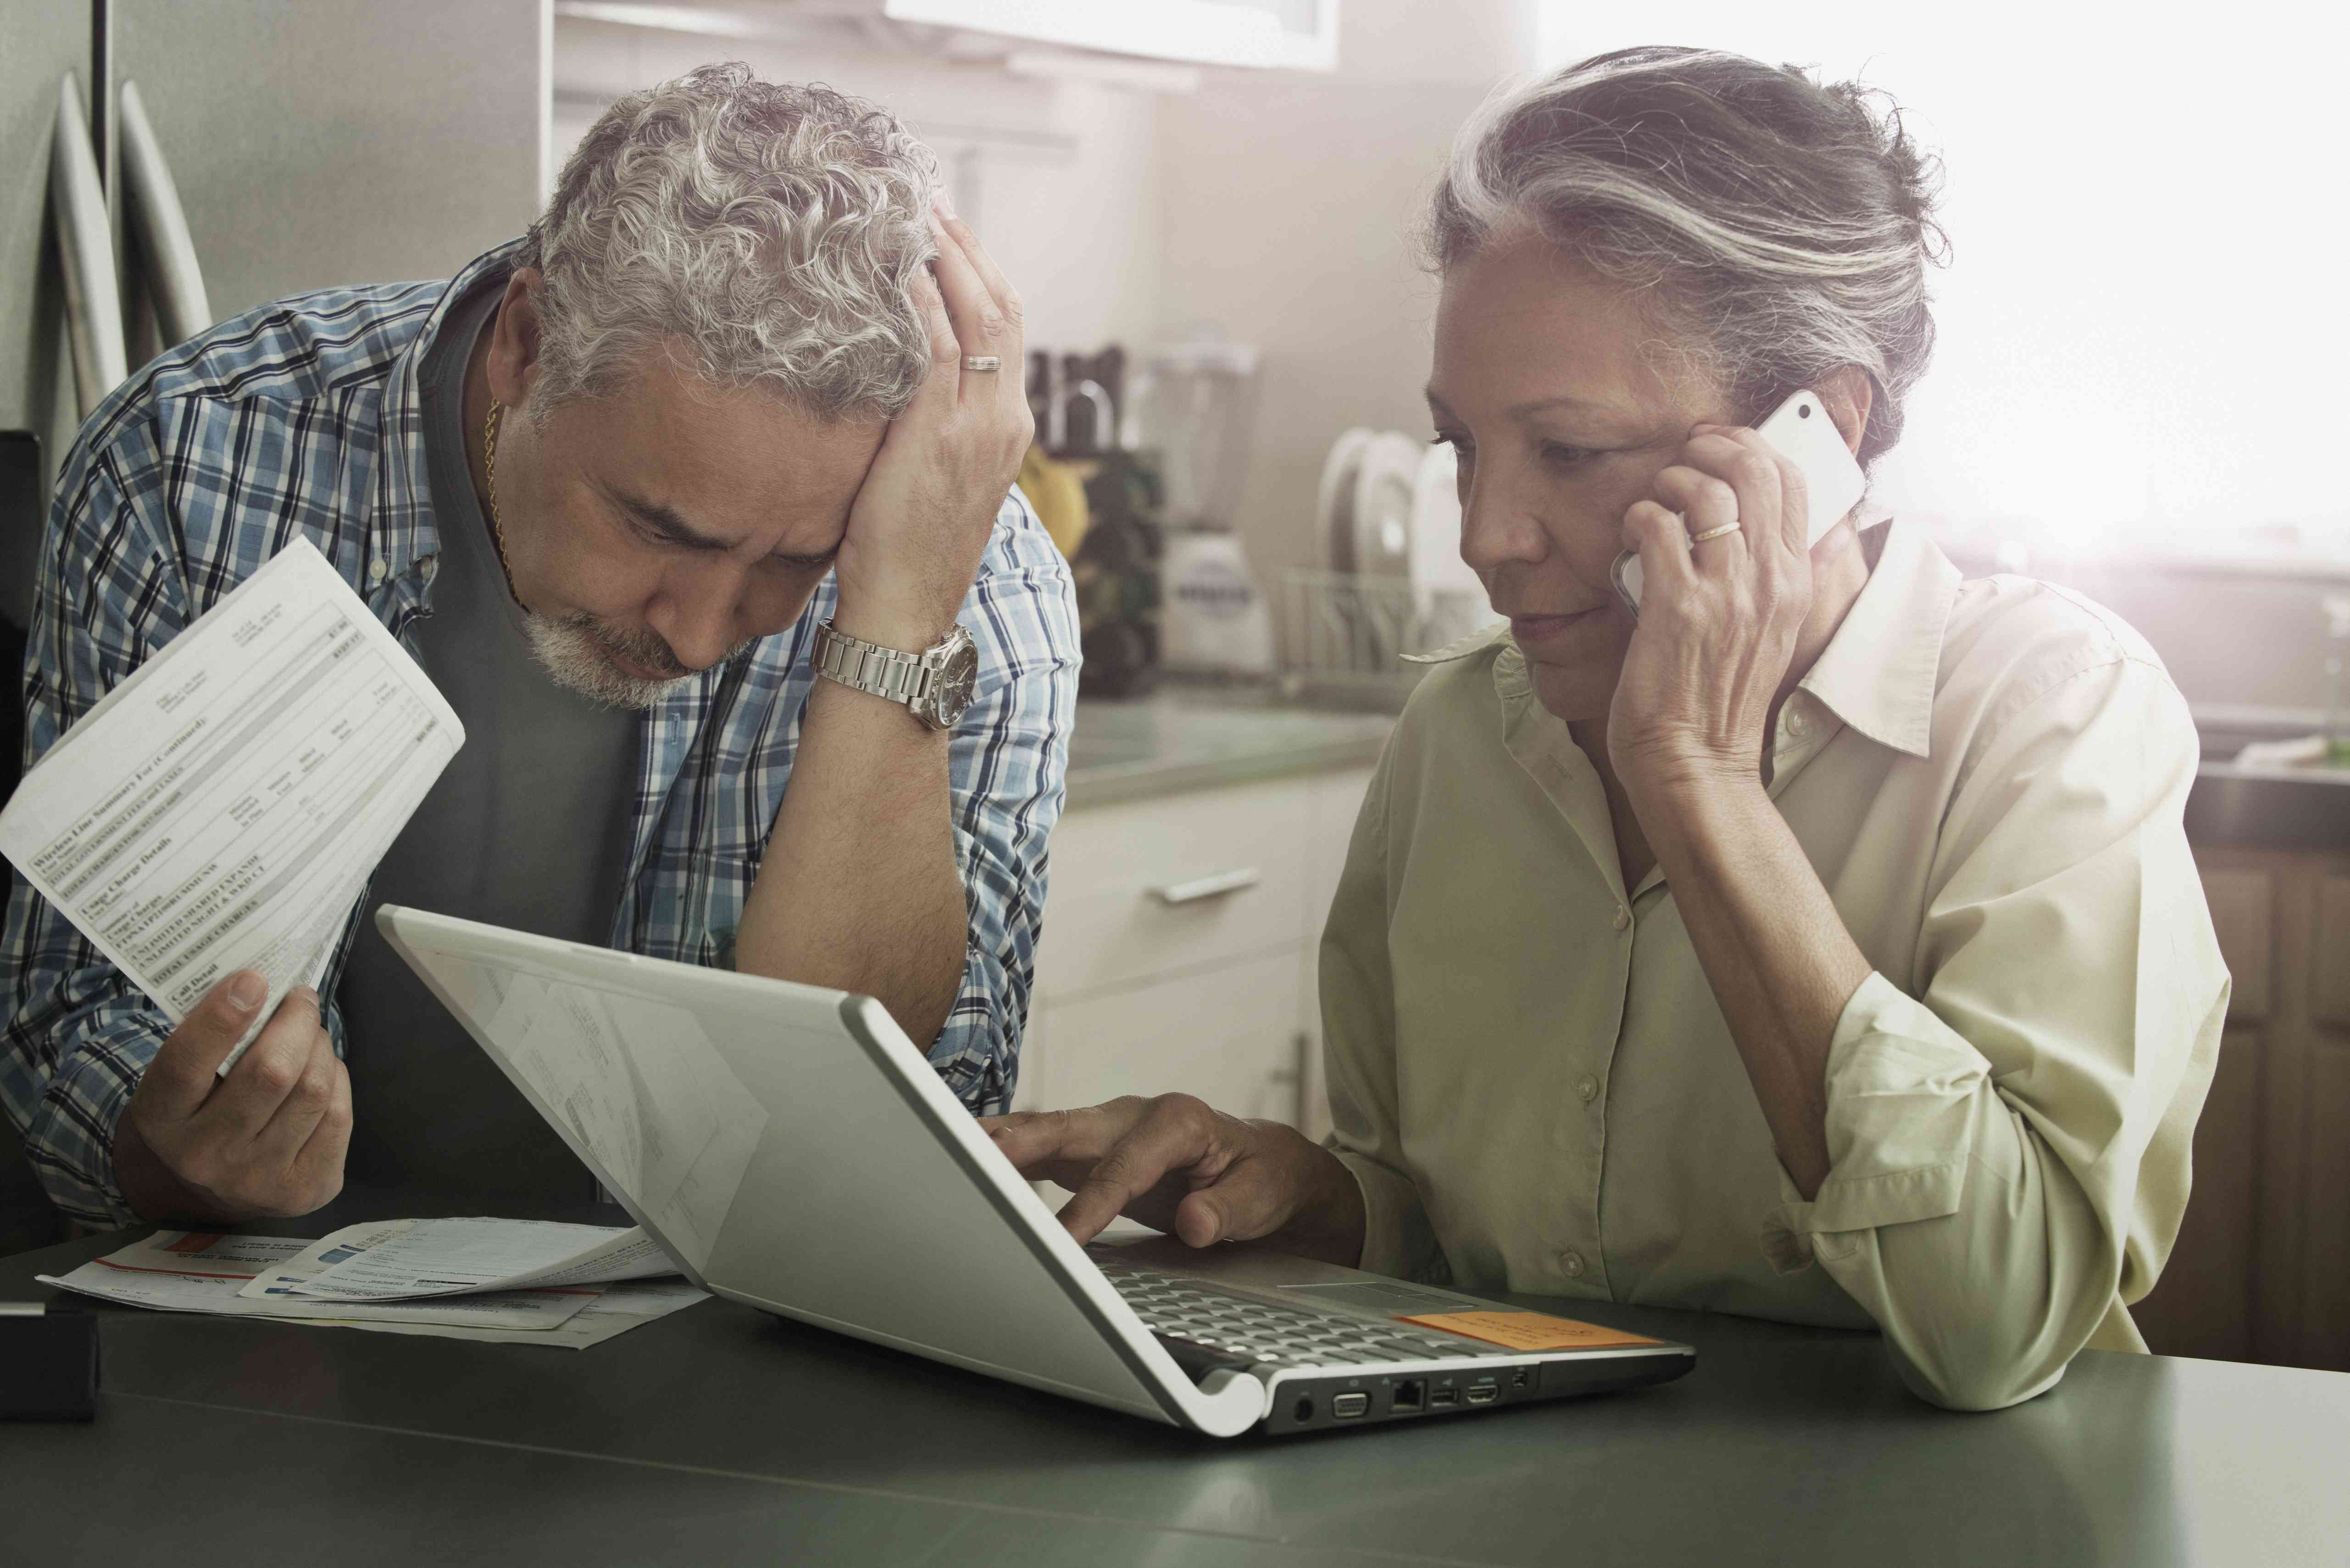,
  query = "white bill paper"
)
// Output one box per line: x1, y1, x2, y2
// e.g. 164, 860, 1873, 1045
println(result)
298, 1276, 711, 1350
0, 536, 463, 1071
38, 1230, 601, 1331
250, 1216, 678, 1303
